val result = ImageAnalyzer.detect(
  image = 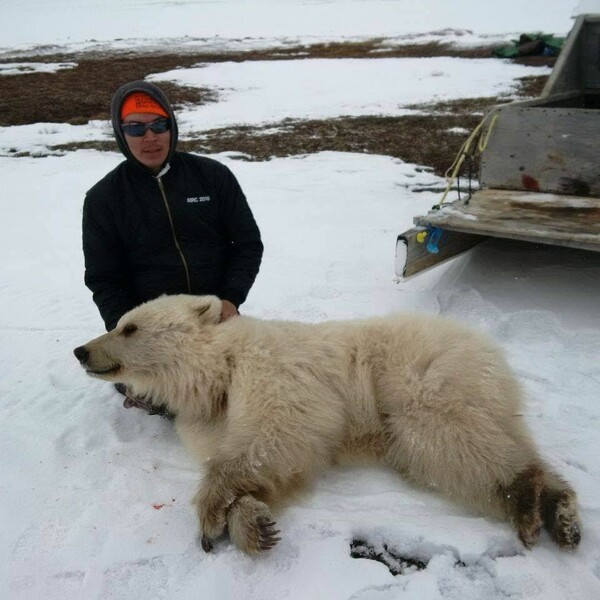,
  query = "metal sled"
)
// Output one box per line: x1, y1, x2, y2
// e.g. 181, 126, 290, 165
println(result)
396, 13, 600, 278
